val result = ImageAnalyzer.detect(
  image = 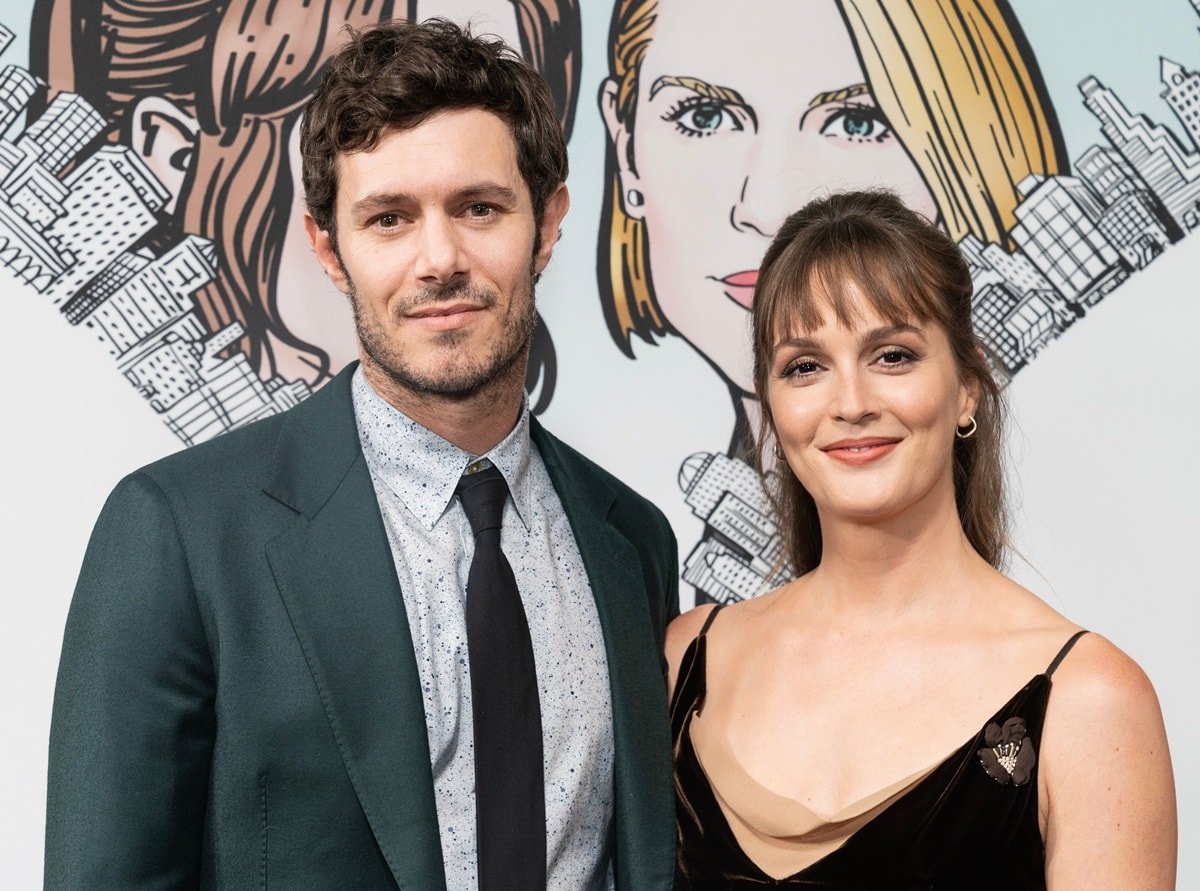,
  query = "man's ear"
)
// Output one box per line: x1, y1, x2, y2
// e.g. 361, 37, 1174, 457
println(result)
534, 183, 571, 274
599, 77, 645, 221
303, 211, 352, 295
129, 95, 200, 214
